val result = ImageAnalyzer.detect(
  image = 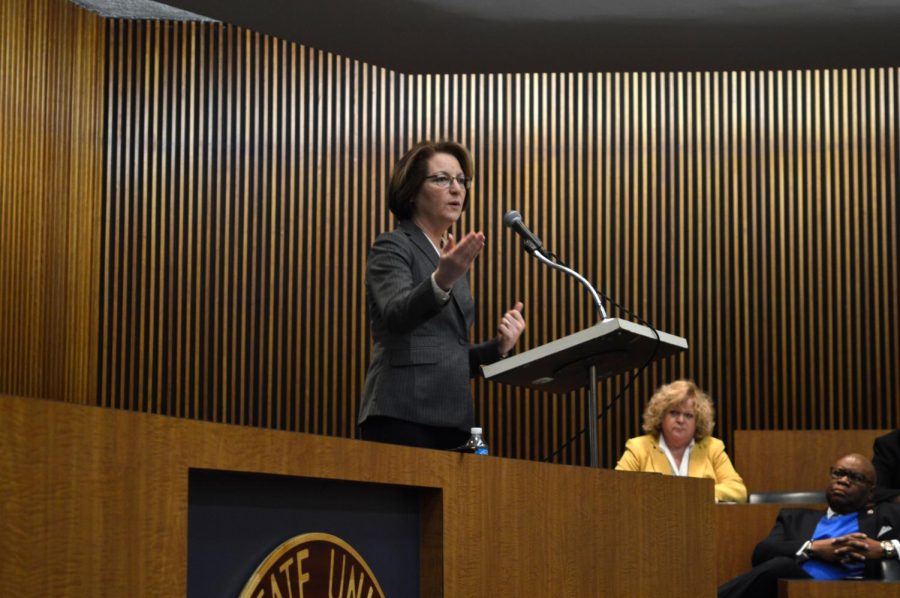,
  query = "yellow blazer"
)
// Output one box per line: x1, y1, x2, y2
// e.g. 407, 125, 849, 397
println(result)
614, 434, 748, 503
